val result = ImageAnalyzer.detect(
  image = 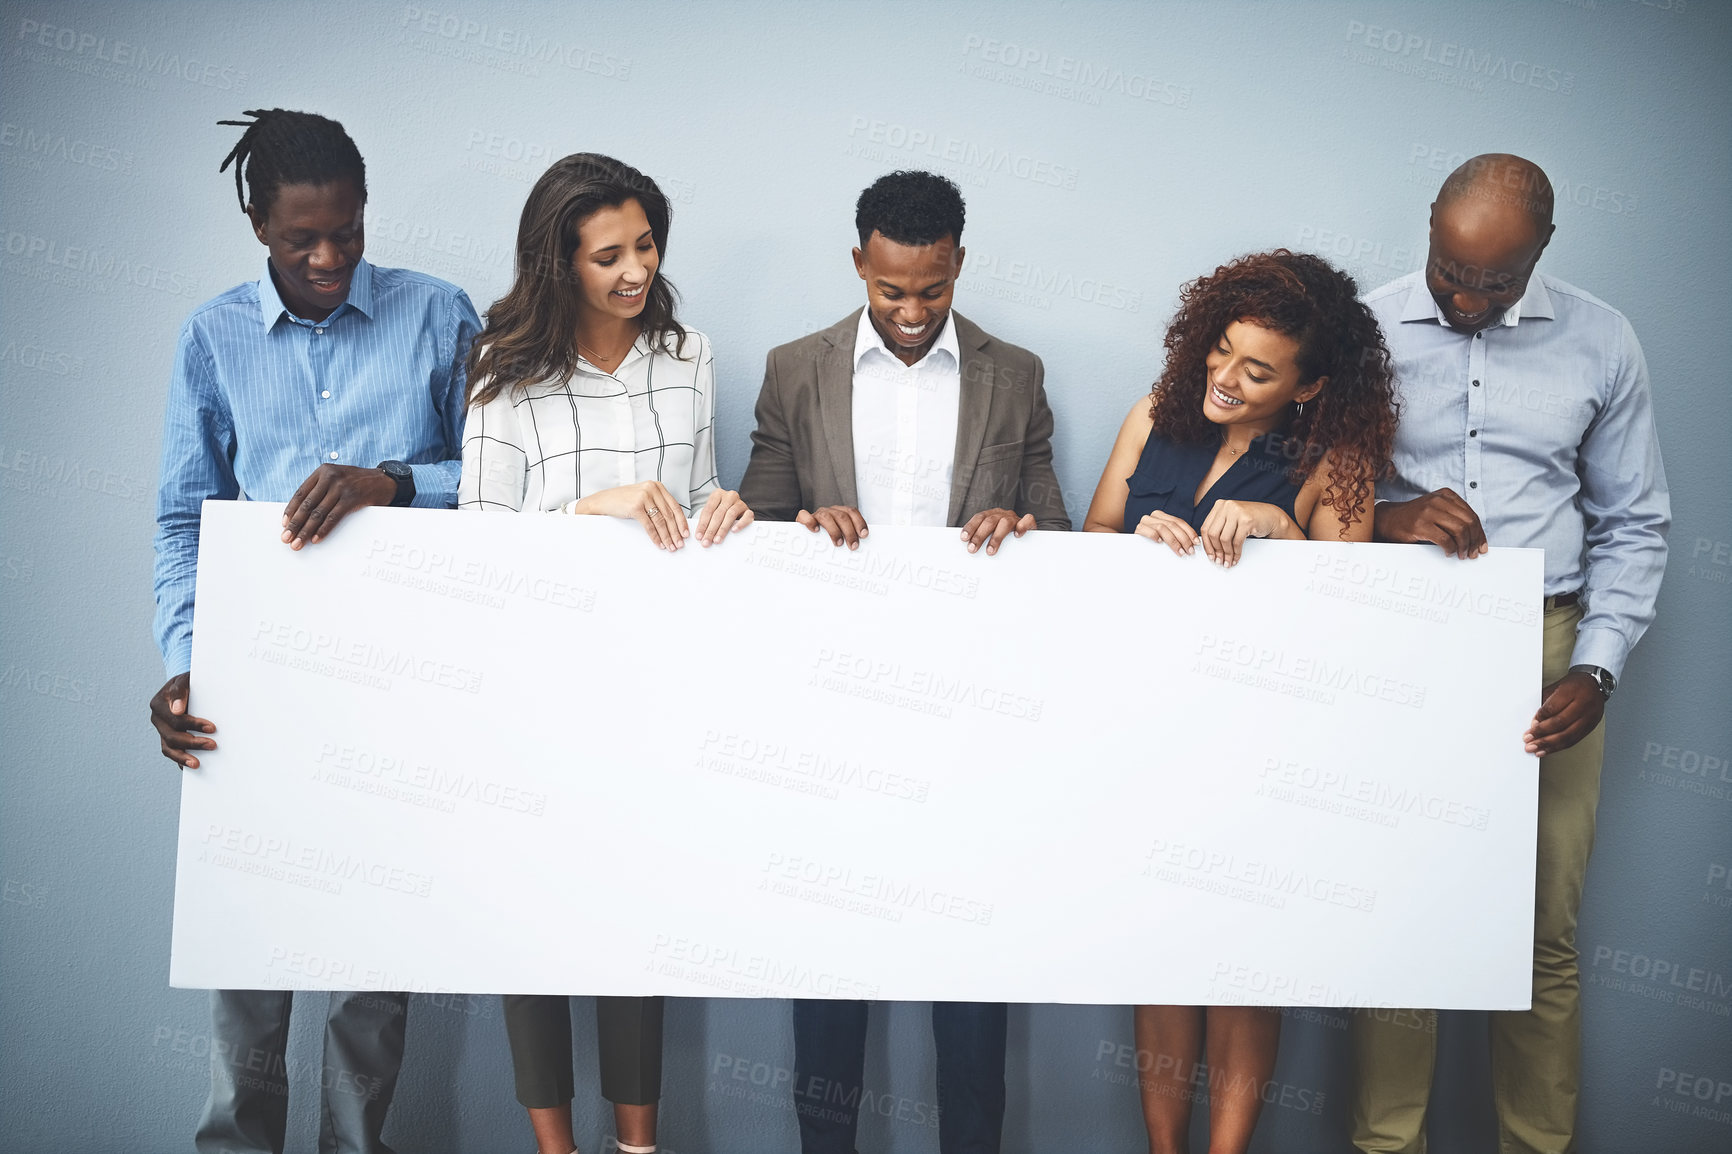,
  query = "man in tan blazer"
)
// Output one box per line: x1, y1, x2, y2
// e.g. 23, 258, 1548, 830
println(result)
740, 171, 1068, 1154
740, 173, 1069, 557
